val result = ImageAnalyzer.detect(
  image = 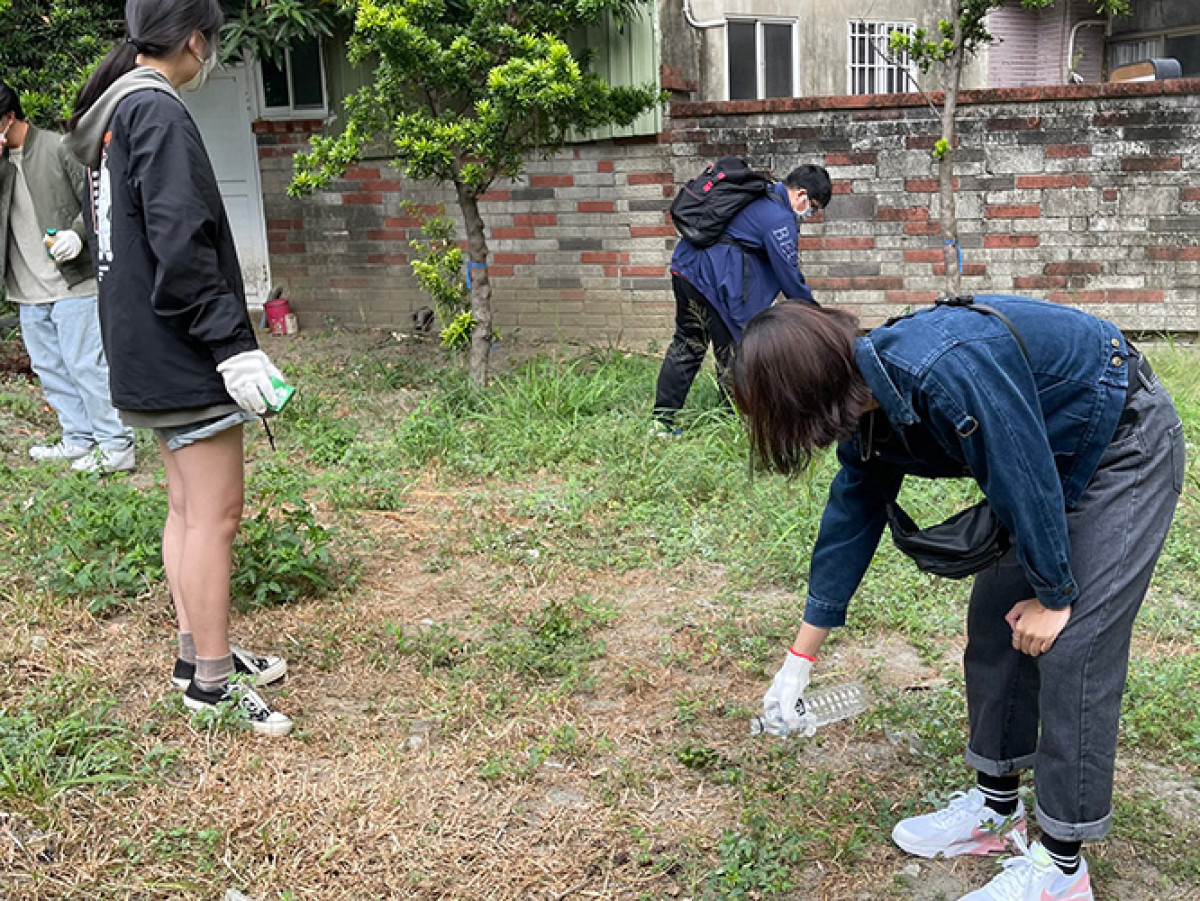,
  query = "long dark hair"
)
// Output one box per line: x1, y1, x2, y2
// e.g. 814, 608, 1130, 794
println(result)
732, 302, 871, 475
68, 0, 223, 130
